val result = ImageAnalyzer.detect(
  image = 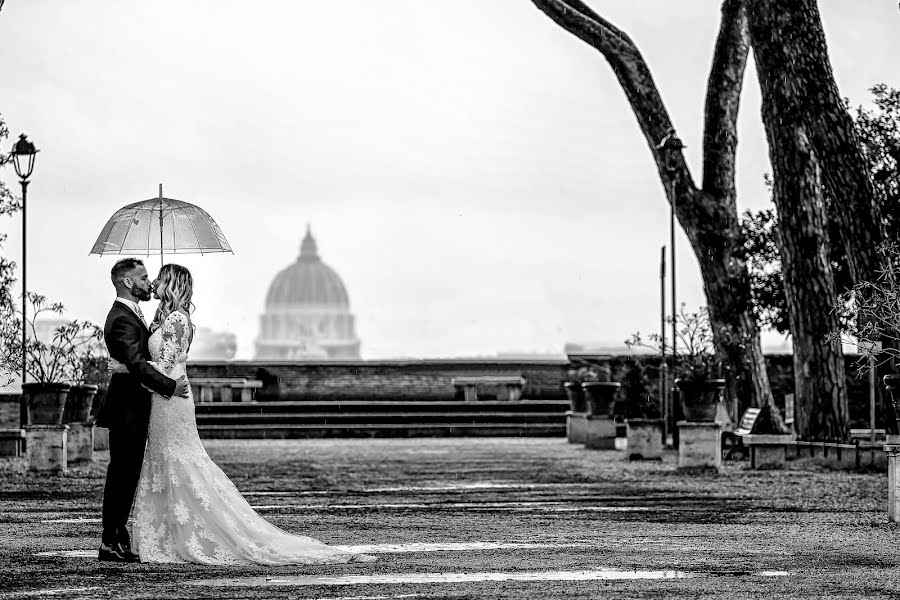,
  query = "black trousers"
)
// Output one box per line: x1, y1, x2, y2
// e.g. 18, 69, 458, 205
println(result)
101, 418, 149, 544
